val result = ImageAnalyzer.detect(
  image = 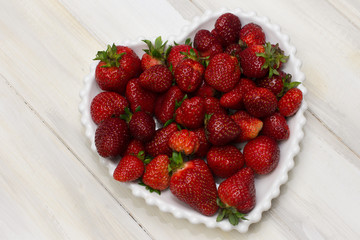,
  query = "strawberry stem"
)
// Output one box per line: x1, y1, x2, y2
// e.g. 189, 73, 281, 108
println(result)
93, 43, 126, 68
216, 198, 248, 226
